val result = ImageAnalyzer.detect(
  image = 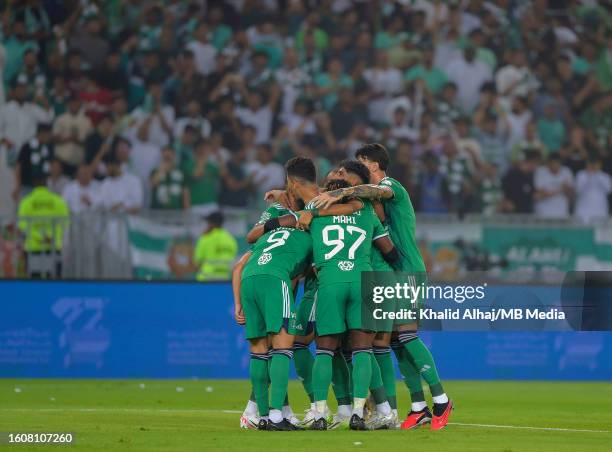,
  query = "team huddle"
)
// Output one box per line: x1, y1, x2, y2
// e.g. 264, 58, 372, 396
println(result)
232, 143, 452, 431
